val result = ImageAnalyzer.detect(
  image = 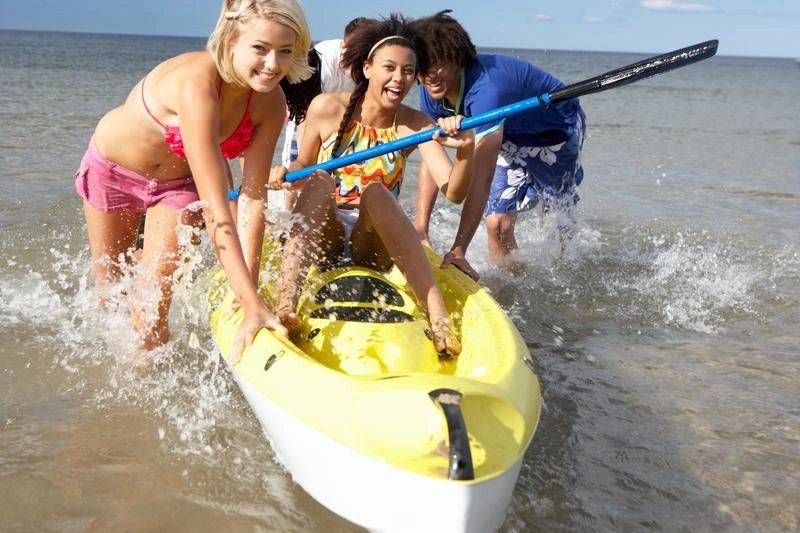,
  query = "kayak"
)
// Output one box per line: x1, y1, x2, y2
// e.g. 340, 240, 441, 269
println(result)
207, 232, 542, 532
